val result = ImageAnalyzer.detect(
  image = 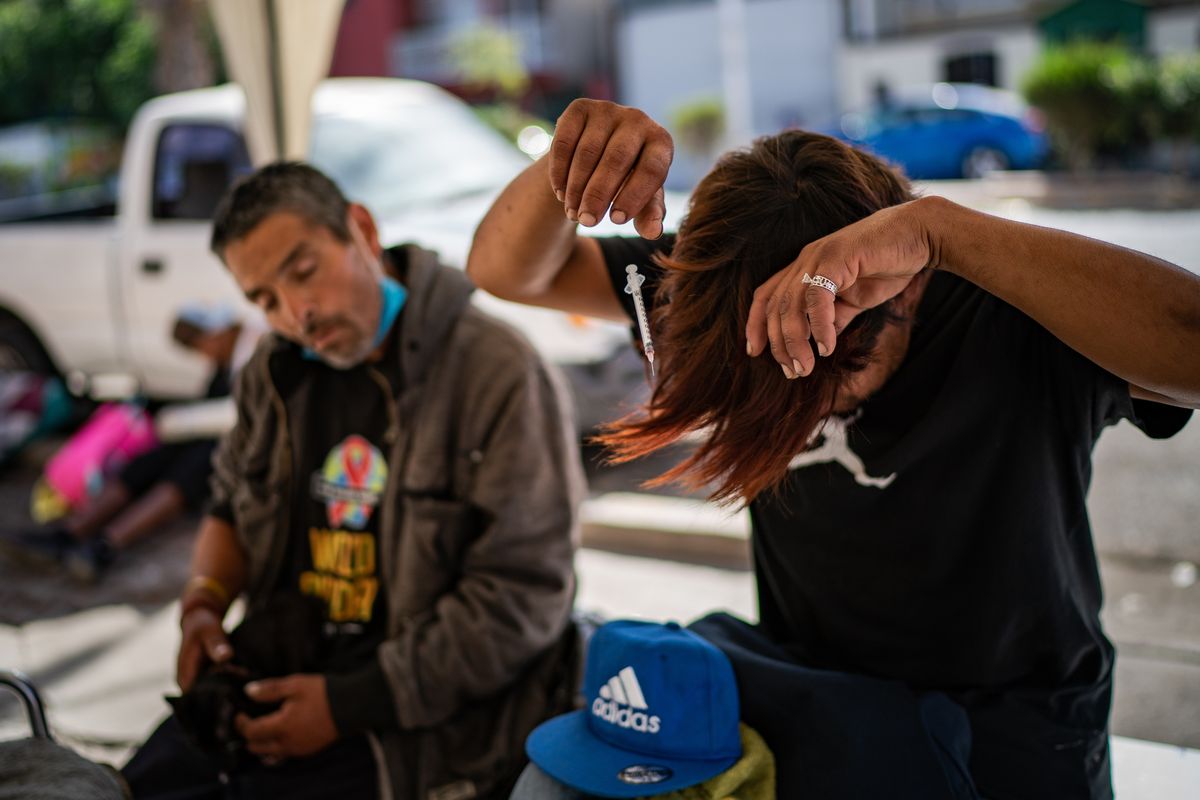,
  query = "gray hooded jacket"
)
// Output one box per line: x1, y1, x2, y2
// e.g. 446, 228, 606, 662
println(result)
208, 245, 585, 799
